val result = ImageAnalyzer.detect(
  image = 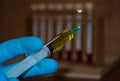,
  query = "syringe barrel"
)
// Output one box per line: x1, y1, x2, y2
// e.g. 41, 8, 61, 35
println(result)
47, 29, 74, 53
6, 29, 74, 78
46, 26, 80, 53
7, 47, 50, 78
